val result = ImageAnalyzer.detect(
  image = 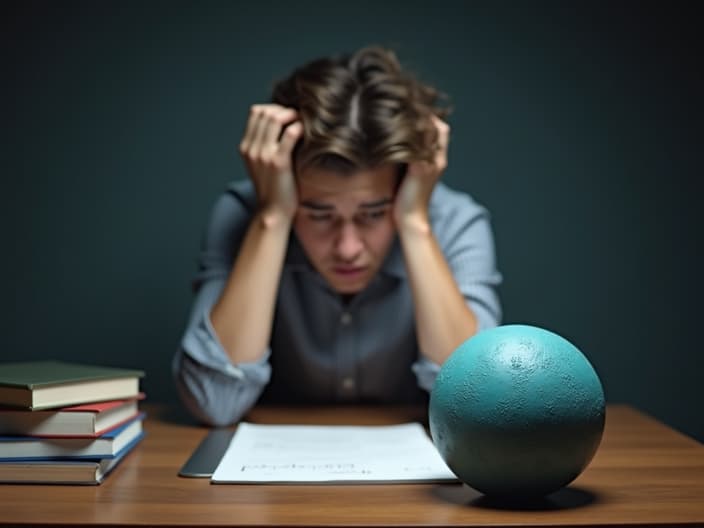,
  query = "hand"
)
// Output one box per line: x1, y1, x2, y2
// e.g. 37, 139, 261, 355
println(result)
393, 115, 450, 232
239, 104, 304, 221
